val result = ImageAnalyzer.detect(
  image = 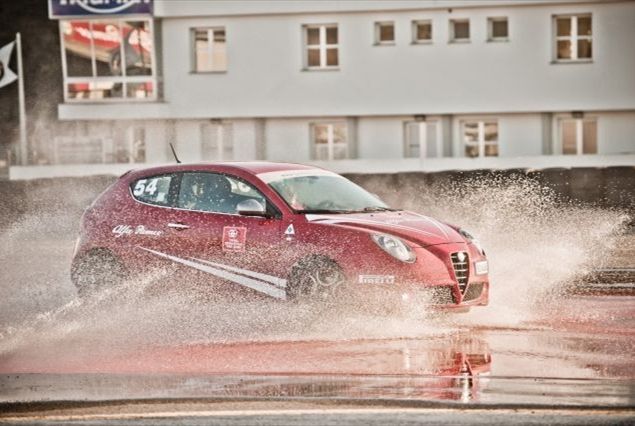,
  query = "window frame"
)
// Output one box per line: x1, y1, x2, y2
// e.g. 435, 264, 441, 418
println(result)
200, 121, 234, 161
557, 117, 598, 155
303, 23, 339, 70
374, 21, 396, 46
310, 121, 349, 161
403, 120, 442, 159
461, 119, 499, 158
411, 19, 433, 44
173, 171, 281, 218
487, 17, 509, 42
129, 173, 180, 207
449, 18, 470, 43
59, 18, 157, 103
552, 13, 593, 63
191, 26, 228, 73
